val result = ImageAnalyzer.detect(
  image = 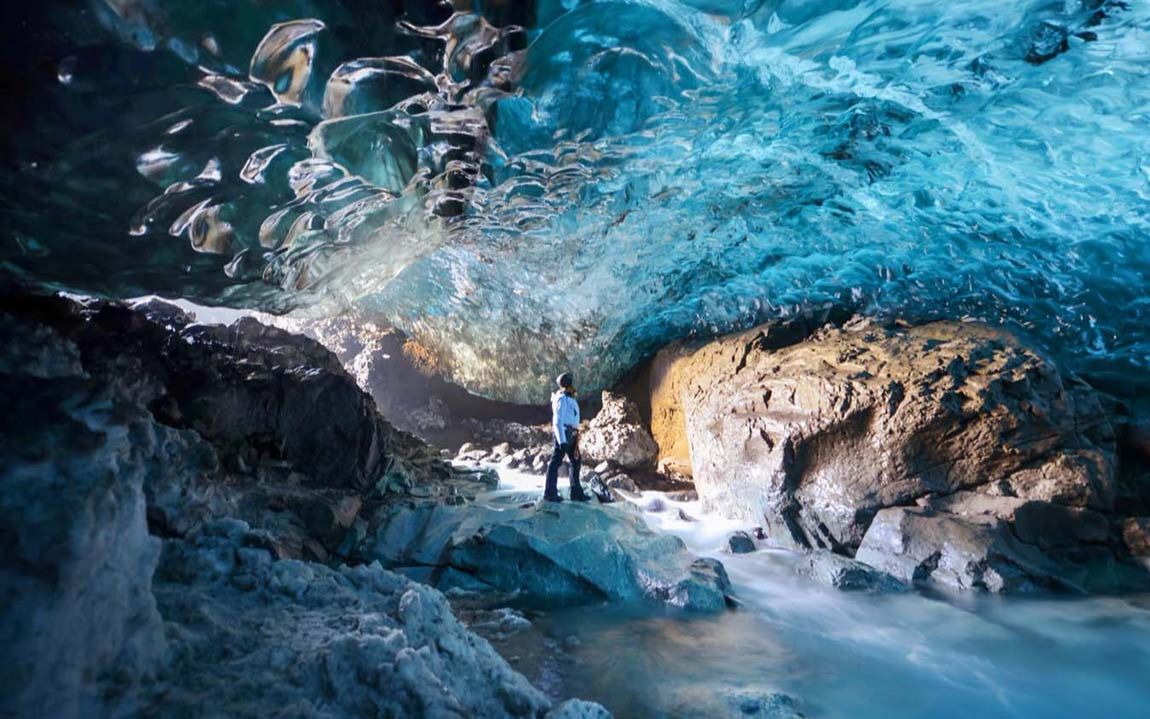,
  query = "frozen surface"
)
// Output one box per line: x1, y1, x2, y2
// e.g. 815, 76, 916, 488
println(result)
4, 1, 1150, 400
